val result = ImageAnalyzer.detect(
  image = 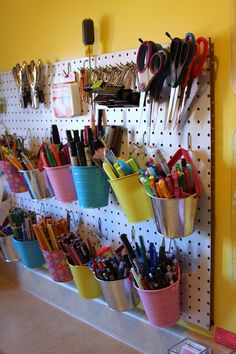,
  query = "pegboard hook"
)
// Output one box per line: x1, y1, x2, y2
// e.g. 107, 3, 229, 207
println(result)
187, 132, 192, 150
39, 202, 46, 217
0, 121, 8, 134
63, 62, 72, 77
67, 209, 79, 231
